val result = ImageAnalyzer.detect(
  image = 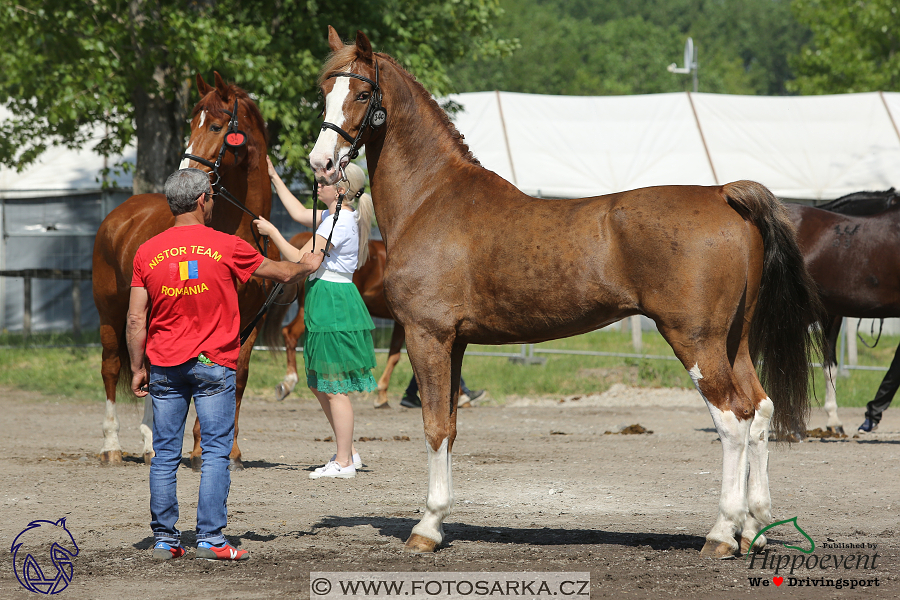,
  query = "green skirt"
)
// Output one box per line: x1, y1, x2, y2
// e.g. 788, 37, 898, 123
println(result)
303, 277, 378, 395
